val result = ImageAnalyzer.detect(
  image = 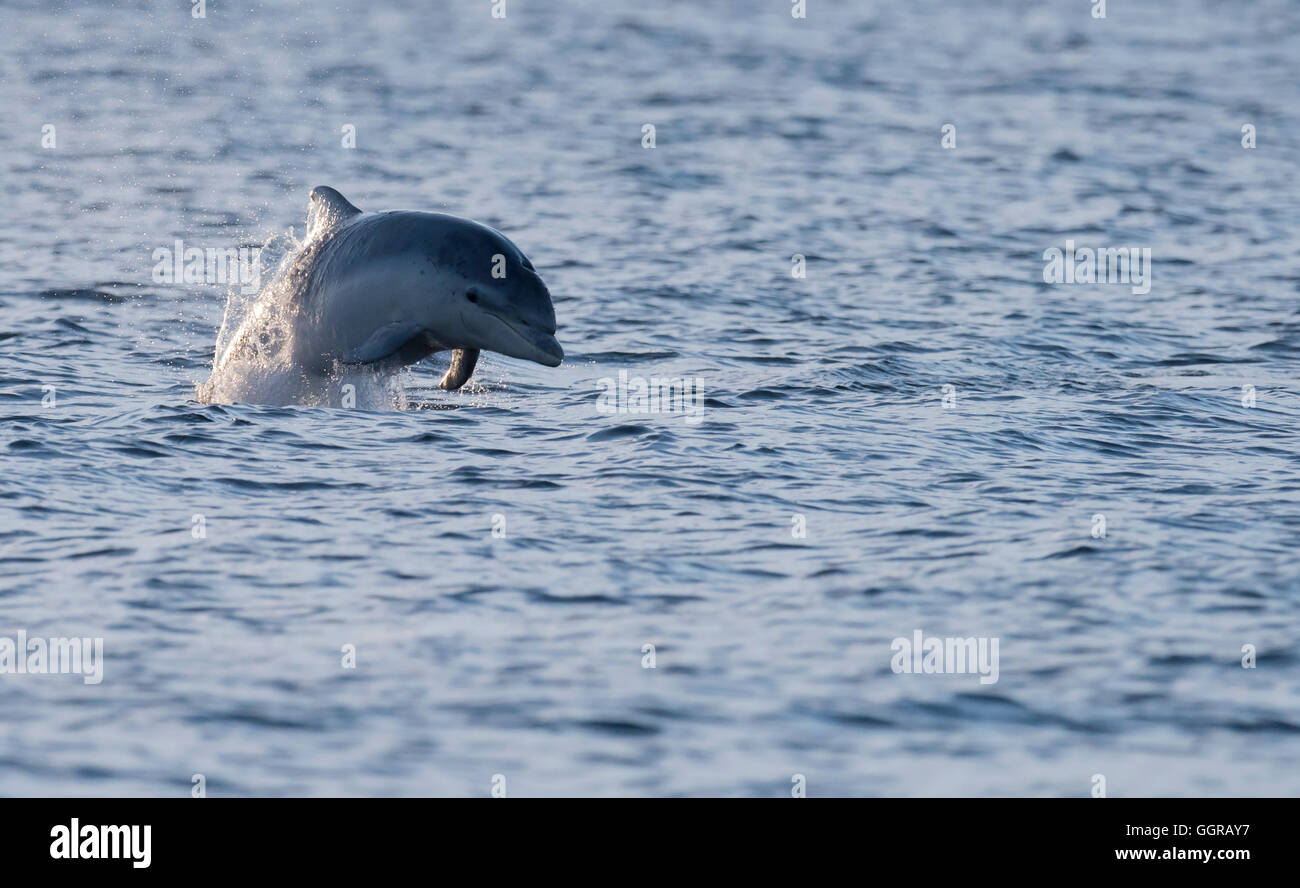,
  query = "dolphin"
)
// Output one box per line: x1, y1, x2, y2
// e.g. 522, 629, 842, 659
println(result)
212, 186, 562, 395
